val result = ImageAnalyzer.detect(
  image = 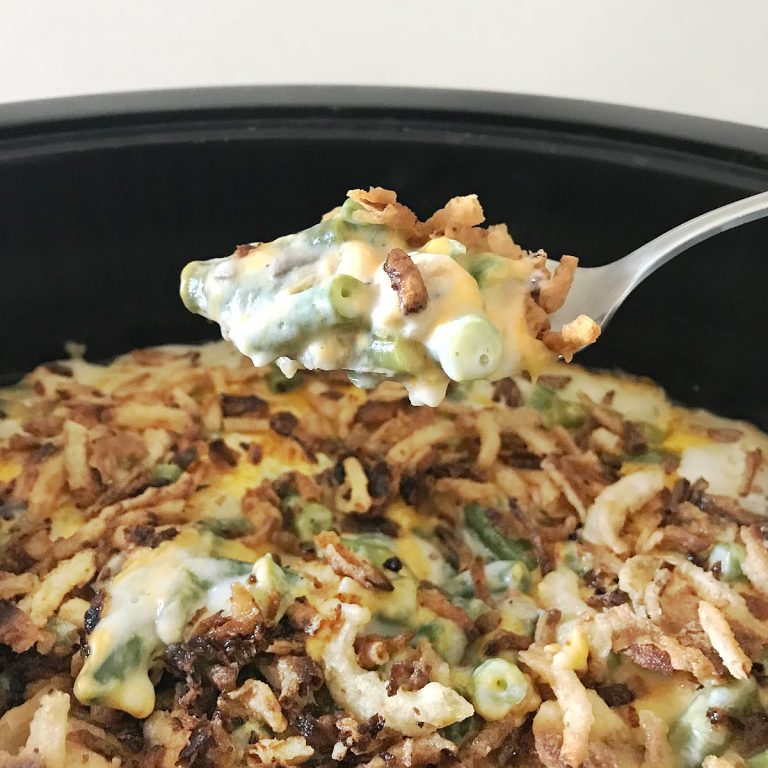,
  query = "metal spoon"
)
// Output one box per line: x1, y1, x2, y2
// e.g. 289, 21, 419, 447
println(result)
548, 190, 768, 332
